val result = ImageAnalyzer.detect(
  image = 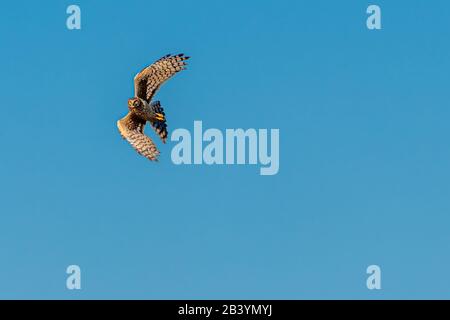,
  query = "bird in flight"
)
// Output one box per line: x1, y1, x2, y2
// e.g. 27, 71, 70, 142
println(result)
117, 53, 190, 161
